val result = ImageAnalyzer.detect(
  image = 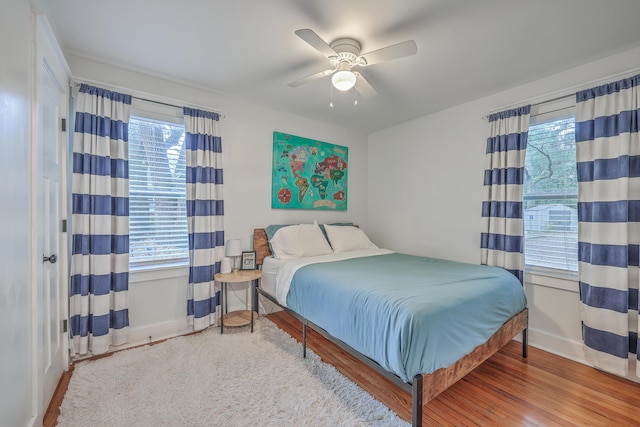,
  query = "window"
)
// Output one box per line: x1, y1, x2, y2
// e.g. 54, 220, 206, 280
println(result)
523, 100, 578, 273
128, 106, 189, 266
